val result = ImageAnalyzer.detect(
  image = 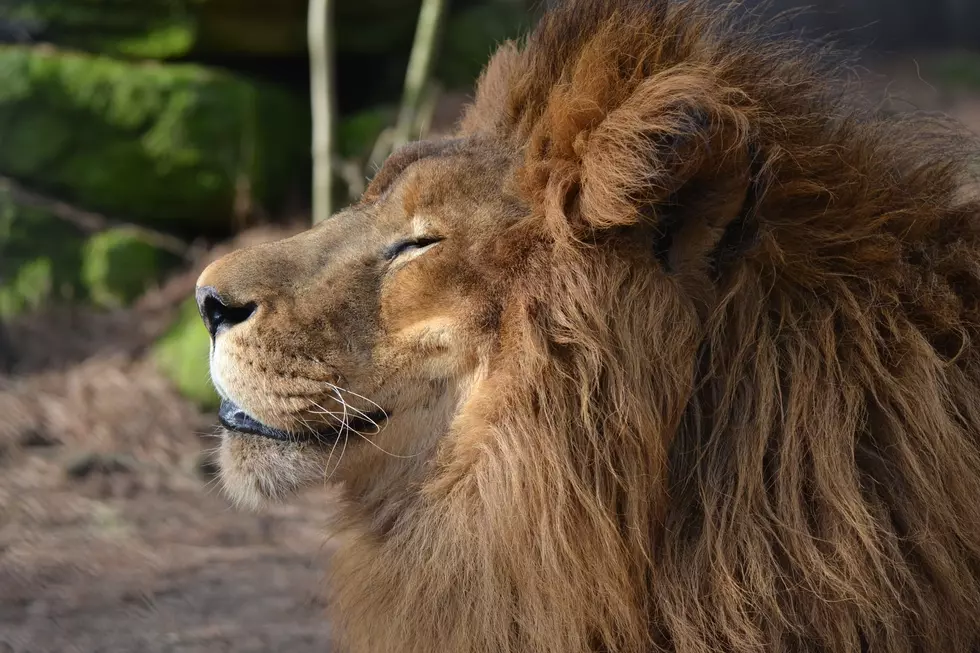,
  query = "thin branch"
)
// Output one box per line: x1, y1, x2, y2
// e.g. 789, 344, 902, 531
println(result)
415, 81, 442, 138
0, 174, 196, 260
390, 0, 449, 151
367, 127, 396, 176
333, 155, 367, 199
308, 0, 338, 224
